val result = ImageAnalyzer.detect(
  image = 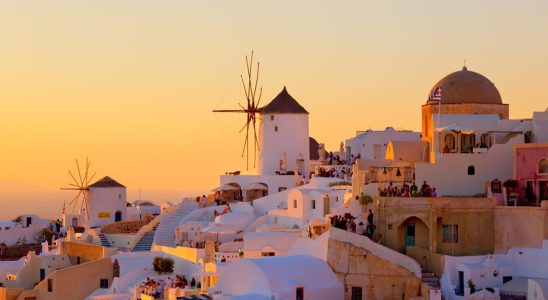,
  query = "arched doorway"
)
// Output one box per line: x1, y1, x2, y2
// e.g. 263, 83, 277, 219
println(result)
398, 216, 429, 253
244, 182, 268, 202
114, 210, 122, 222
